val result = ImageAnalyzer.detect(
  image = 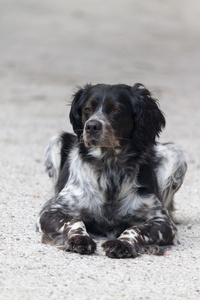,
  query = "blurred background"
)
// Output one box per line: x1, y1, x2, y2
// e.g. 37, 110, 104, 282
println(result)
0, 0, 200, 164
